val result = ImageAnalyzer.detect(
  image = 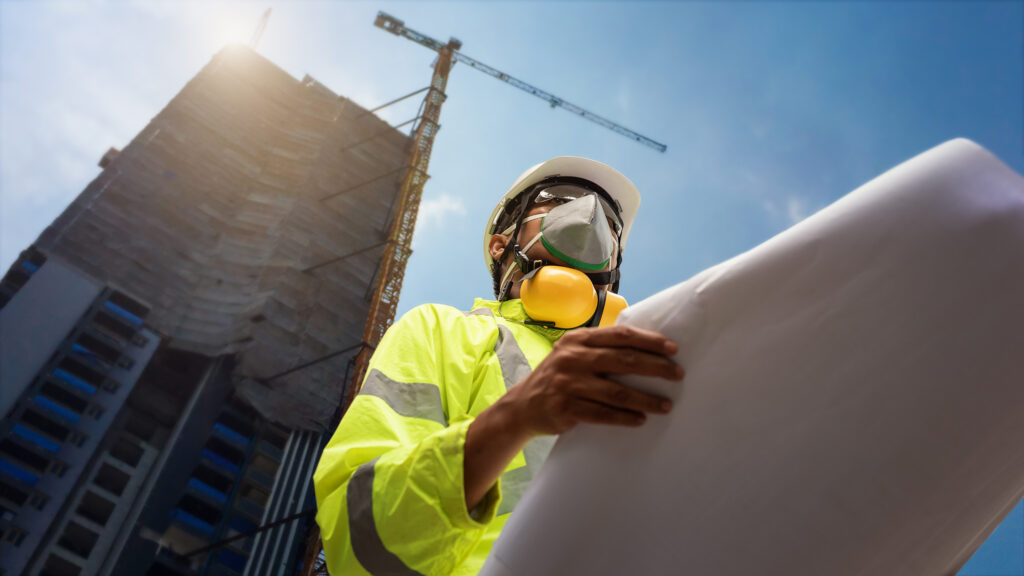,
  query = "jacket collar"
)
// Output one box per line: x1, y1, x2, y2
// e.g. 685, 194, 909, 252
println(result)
471, 298, 566, 341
